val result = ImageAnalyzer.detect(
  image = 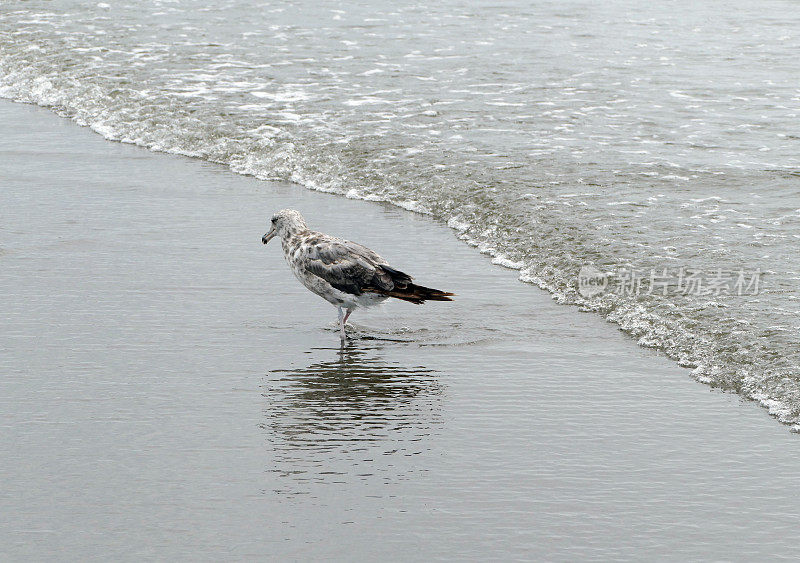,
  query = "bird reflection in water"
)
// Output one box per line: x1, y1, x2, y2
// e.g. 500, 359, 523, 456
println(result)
263, 343, 442, 484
